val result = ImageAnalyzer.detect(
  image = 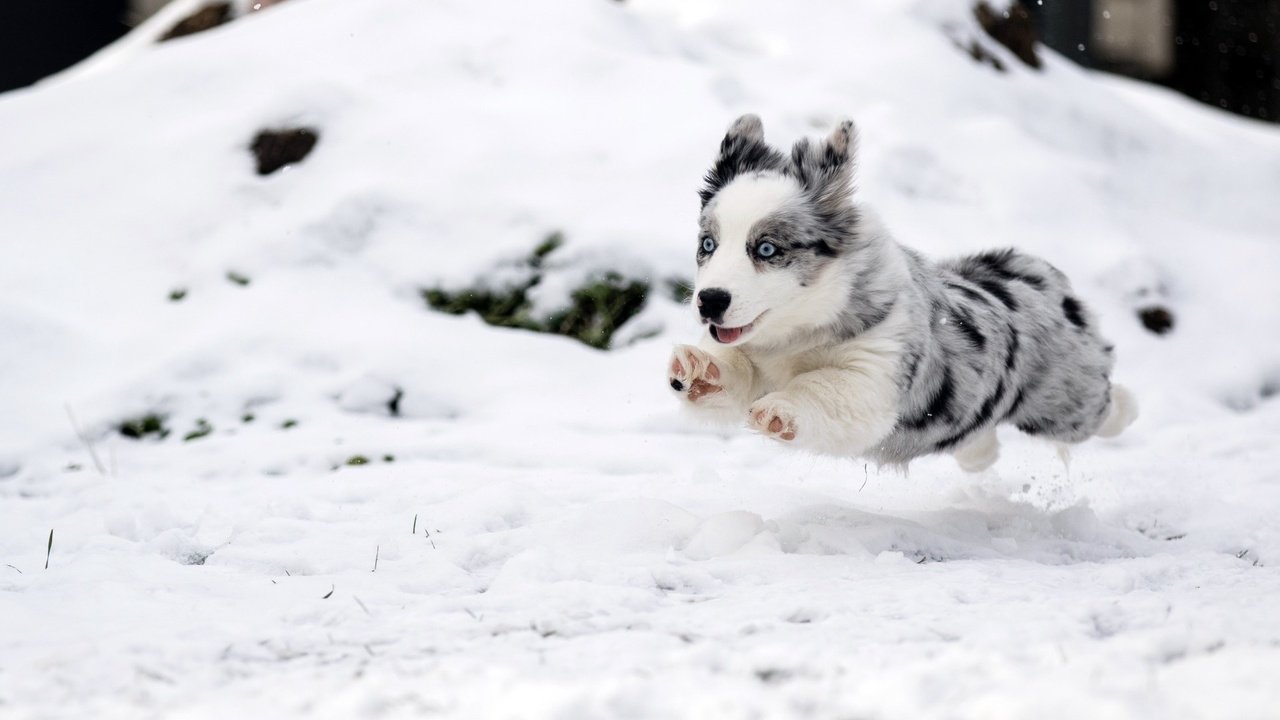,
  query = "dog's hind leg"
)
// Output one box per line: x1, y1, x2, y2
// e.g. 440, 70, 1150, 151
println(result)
1095, 384, 1138, 438
953, 427, 999, 473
